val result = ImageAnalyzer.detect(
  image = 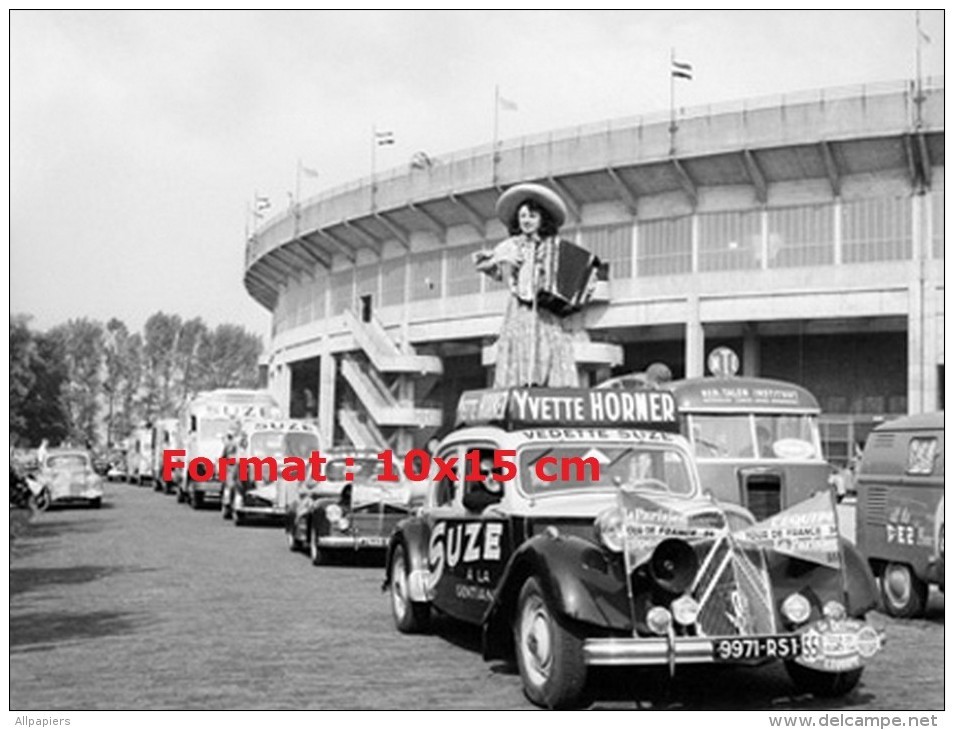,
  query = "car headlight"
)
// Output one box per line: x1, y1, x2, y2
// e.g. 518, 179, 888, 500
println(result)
823, 600, 846, 620
338, 517, 350, 531
781, 592, 812, 625
671, 595, 700, 626
646, 606, 673, 635
325, 504, 343, 522
594, 507, 625, 553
